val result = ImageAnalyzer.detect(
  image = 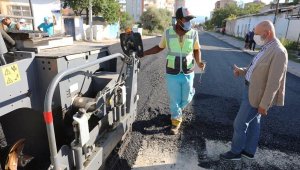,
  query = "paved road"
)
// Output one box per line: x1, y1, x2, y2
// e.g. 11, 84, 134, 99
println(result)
107, 32, 300, 169
196, 32, 300, 151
